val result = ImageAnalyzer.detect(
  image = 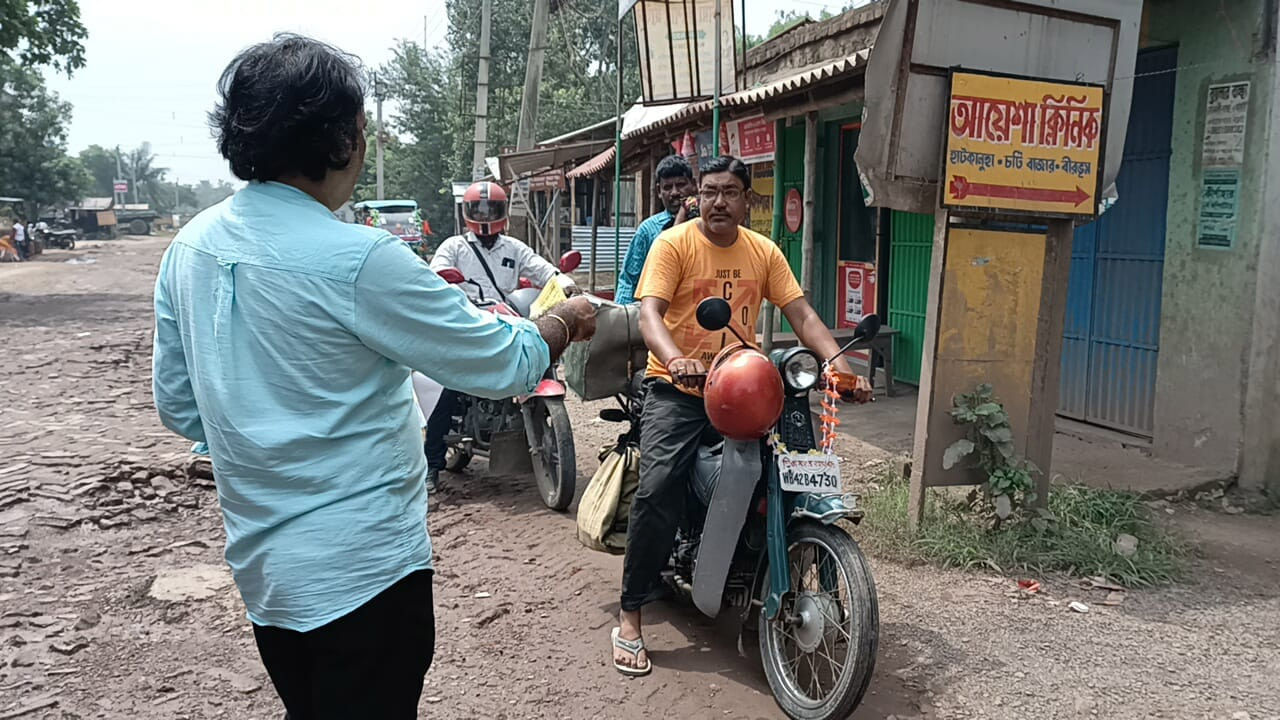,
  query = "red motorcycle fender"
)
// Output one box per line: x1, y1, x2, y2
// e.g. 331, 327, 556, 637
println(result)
517, 379, 565, 403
